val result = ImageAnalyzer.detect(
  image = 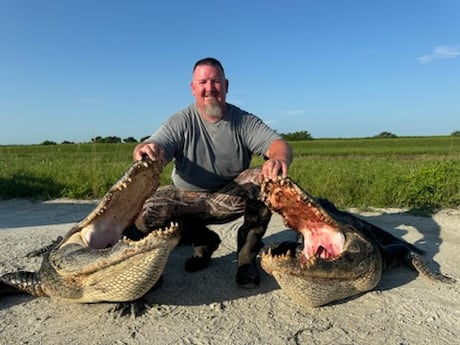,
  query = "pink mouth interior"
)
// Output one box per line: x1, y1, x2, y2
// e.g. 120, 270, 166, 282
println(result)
300, 223, 345, 259
268, 186, 345, 260
81, 221, 125, 249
